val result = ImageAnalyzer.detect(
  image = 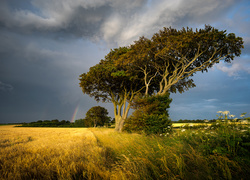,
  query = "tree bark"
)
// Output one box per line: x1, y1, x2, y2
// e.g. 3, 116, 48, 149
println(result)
113, 101, 131, 132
